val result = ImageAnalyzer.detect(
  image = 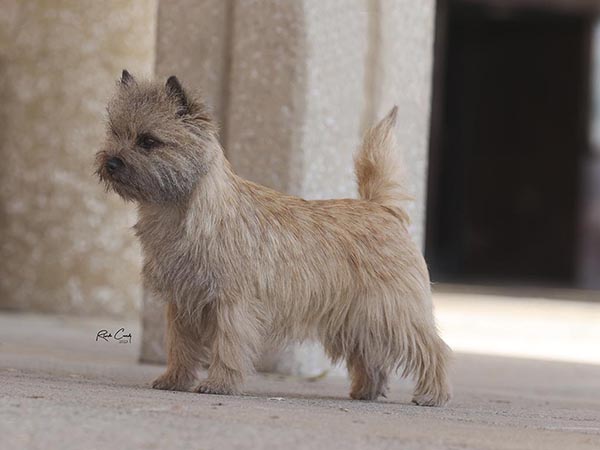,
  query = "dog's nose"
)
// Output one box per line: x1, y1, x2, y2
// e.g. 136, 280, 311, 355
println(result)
105, 157, 124, 174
